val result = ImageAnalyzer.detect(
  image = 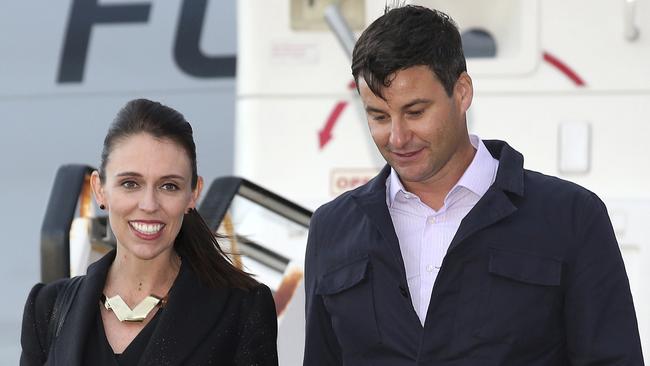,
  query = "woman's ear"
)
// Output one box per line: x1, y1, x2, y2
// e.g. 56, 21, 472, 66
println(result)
189, 176, 203, 210
90, 170, 106, 209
